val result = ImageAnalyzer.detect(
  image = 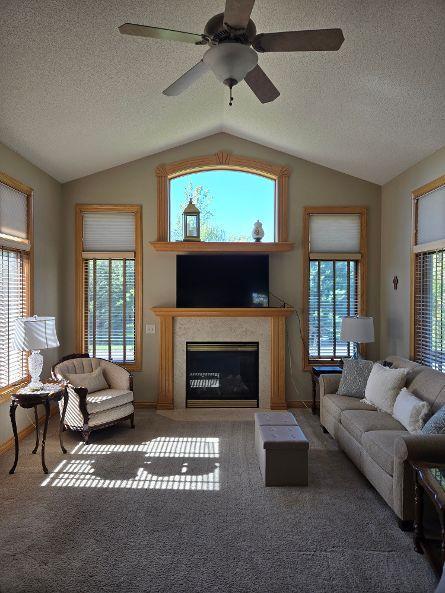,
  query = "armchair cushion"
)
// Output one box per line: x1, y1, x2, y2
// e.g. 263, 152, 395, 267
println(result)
87, 388, 133, 414
66, 367, 109, 394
